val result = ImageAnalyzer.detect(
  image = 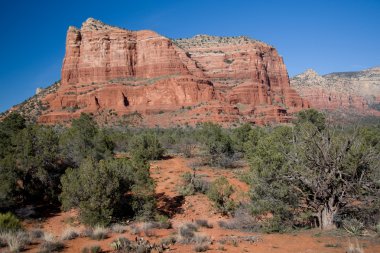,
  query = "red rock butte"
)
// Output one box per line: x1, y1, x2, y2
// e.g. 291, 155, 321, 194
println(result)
38, 18, 309, 126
